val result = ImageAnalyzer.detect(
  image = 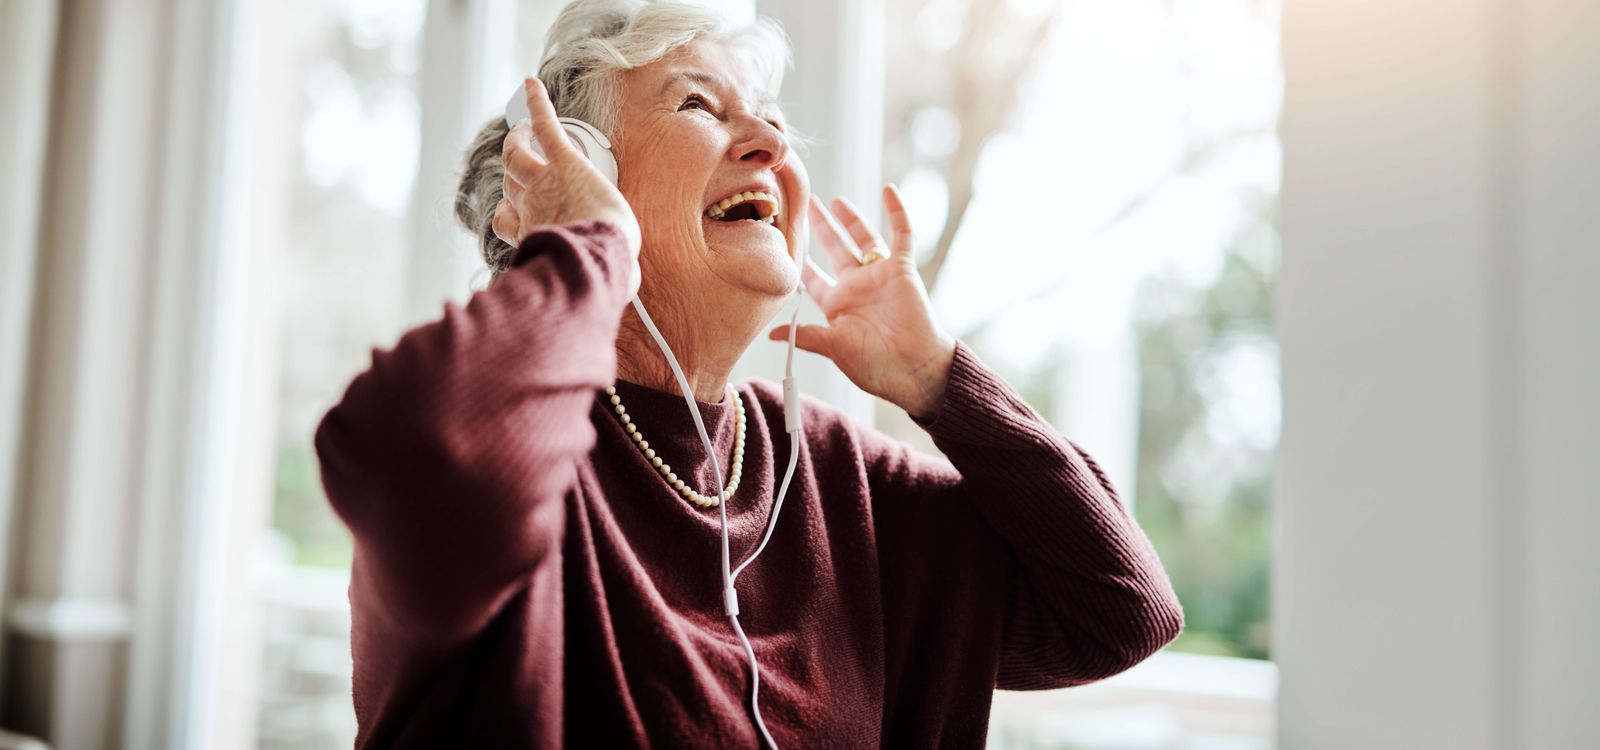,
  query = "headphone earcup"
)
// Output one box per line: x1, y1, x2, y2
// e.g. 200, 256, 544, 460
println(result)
502, 88, 618, 186
558, 119, 619, 186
